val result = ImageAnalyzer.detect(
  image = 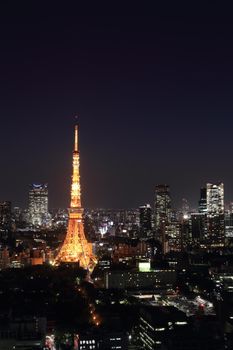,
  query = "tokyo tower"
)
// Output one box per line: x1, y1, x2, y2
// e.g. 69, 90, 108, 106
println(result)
55, 124, 97, 271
